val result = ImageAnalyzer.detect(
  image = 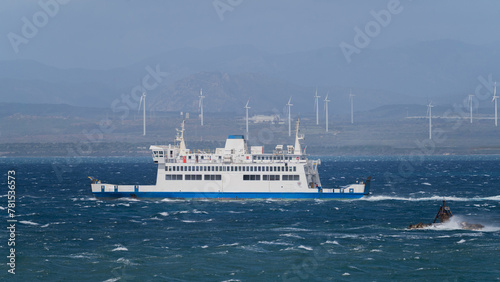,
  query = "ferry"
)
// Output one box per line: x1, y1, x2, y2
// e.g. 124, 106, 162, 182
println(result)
90, 119, 371, 199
